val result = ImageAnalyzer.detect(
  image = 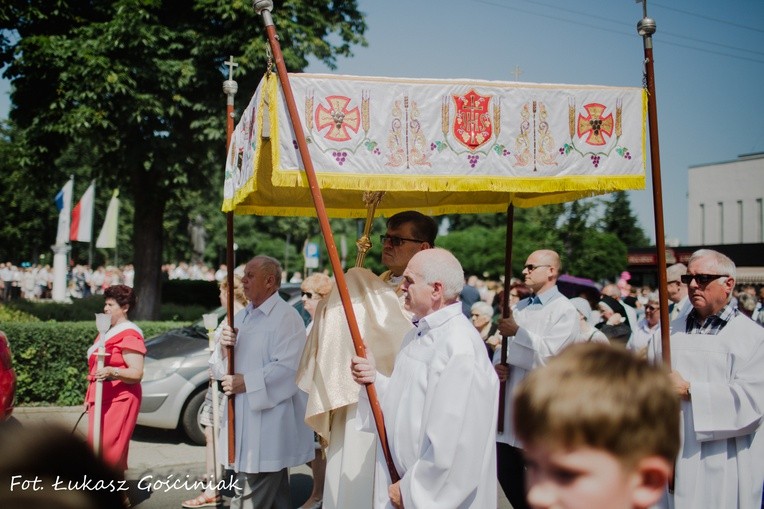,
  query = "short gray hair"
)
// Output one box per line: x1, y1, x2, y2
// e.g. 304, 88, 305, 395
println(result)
471, 301, 494, 318
415, 248, 464, 301
687, 249, 736, 280
252, 255, 283, 288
